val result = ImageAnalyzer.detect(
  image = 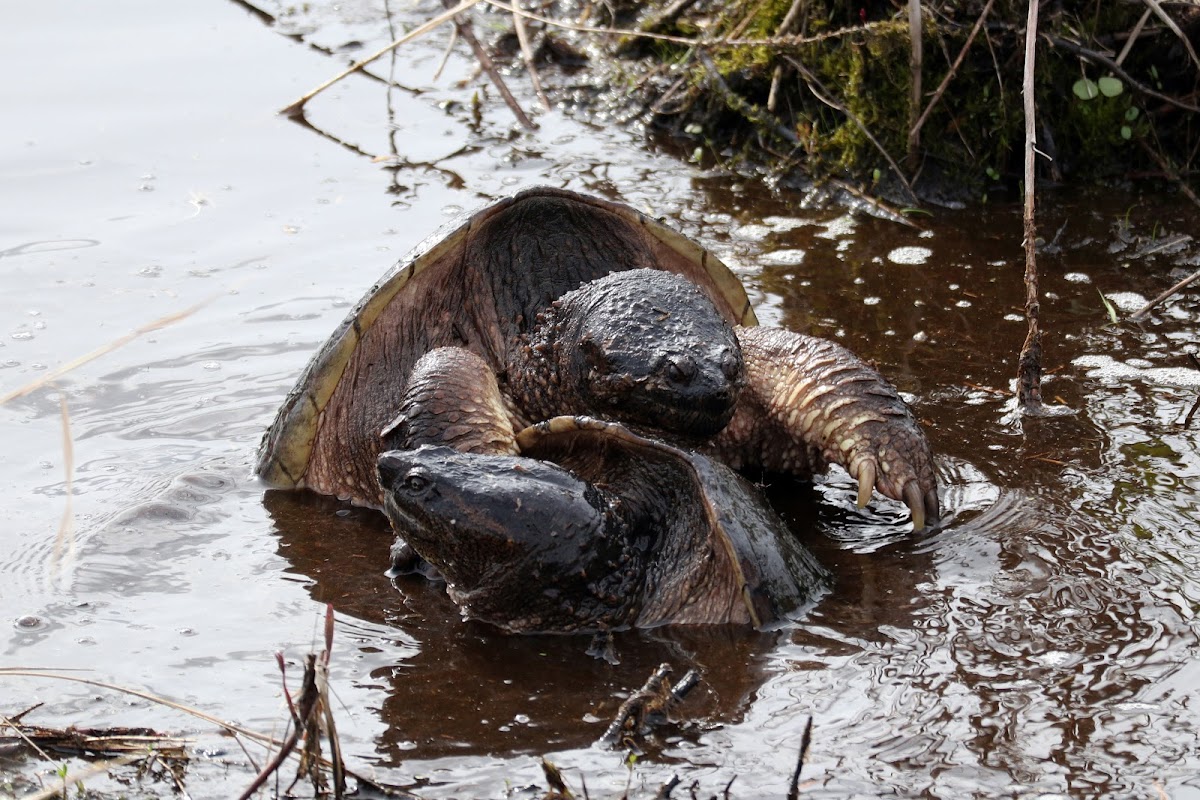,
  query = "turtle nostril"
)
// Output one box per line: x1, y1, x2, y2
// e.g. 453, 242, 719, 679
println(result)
377, 453, 404, 486
719, 349, 742, 381
666, 356, 697, 385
